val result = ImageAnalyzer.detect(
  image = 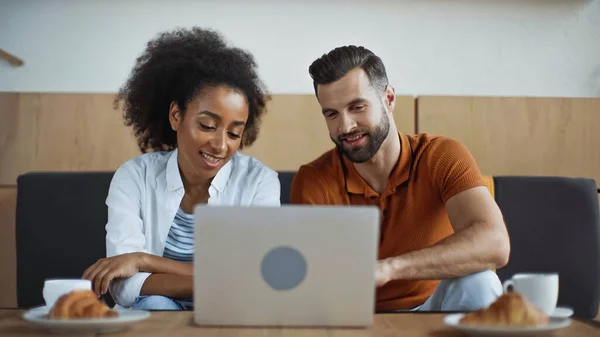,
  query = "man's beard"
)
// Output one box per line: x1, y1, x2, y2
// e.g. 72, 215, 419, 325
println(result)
332, 109, 390, 163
